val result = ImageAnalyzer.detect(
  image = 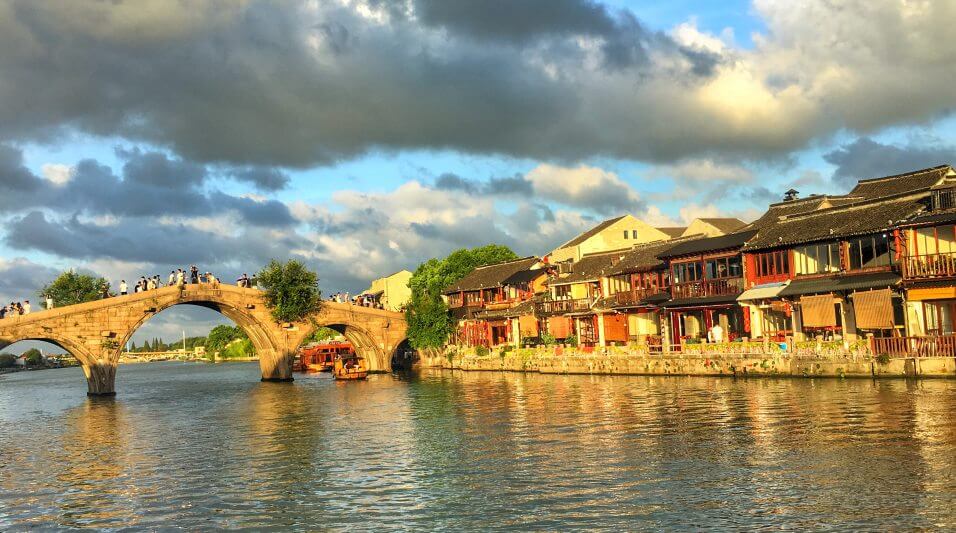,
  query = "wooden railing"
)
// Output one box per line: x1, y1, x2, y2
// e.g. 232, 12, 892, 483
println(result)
671, 277, 744, 300
901, 252, 956, 280
535, 297, 594, 316
871, 335, 956, 357
612, 289, 653, 306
